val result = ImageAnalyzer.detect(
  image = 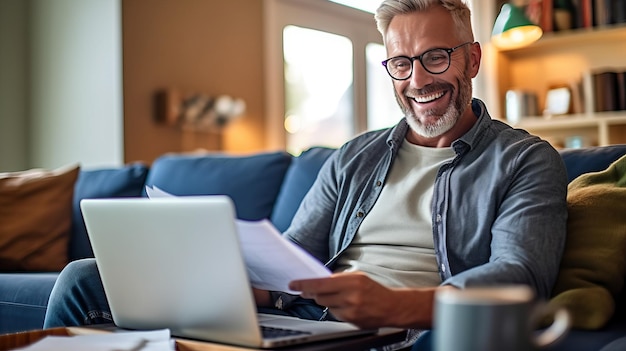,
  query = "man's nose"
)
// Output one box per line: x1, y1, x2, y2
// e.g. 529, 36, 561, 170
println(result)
408, 61, 434, 88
